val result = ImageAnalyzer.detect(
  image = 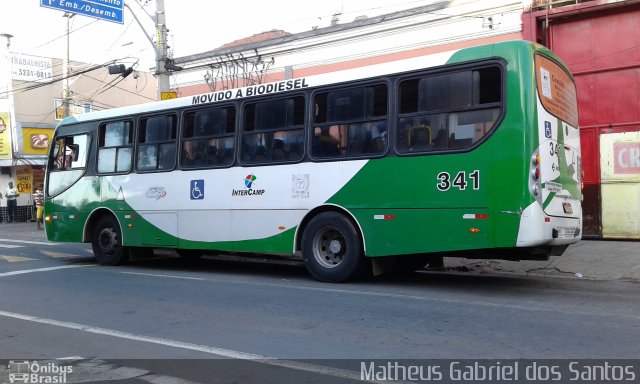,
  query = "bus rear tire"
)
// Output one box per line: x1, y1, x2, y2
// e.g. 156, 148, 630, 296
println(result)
302, 212, 366, 283
91, 215, 129, 266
